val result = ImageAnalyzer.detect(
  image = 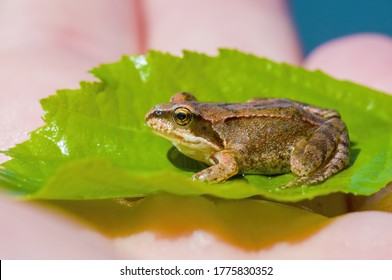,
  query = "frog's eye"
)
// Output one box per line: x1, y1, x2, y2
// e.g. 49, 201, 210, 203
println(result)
173, 107, 193, 126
